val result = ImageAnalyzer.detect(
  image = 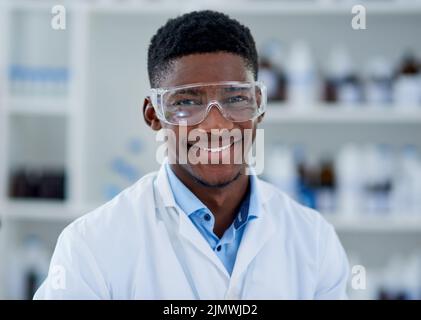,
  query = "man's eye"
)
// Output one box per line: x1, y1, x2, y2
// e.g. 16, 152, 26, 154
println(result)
173, 99, 201, 106
225, 95, 250, 104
